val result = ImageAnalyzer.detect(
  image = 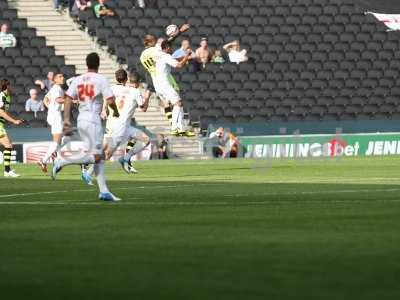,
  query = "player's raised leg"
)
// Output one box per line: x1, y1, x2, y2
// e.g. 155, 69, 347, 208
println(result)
119, 129, 150, 173
38, 73, 66, 173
